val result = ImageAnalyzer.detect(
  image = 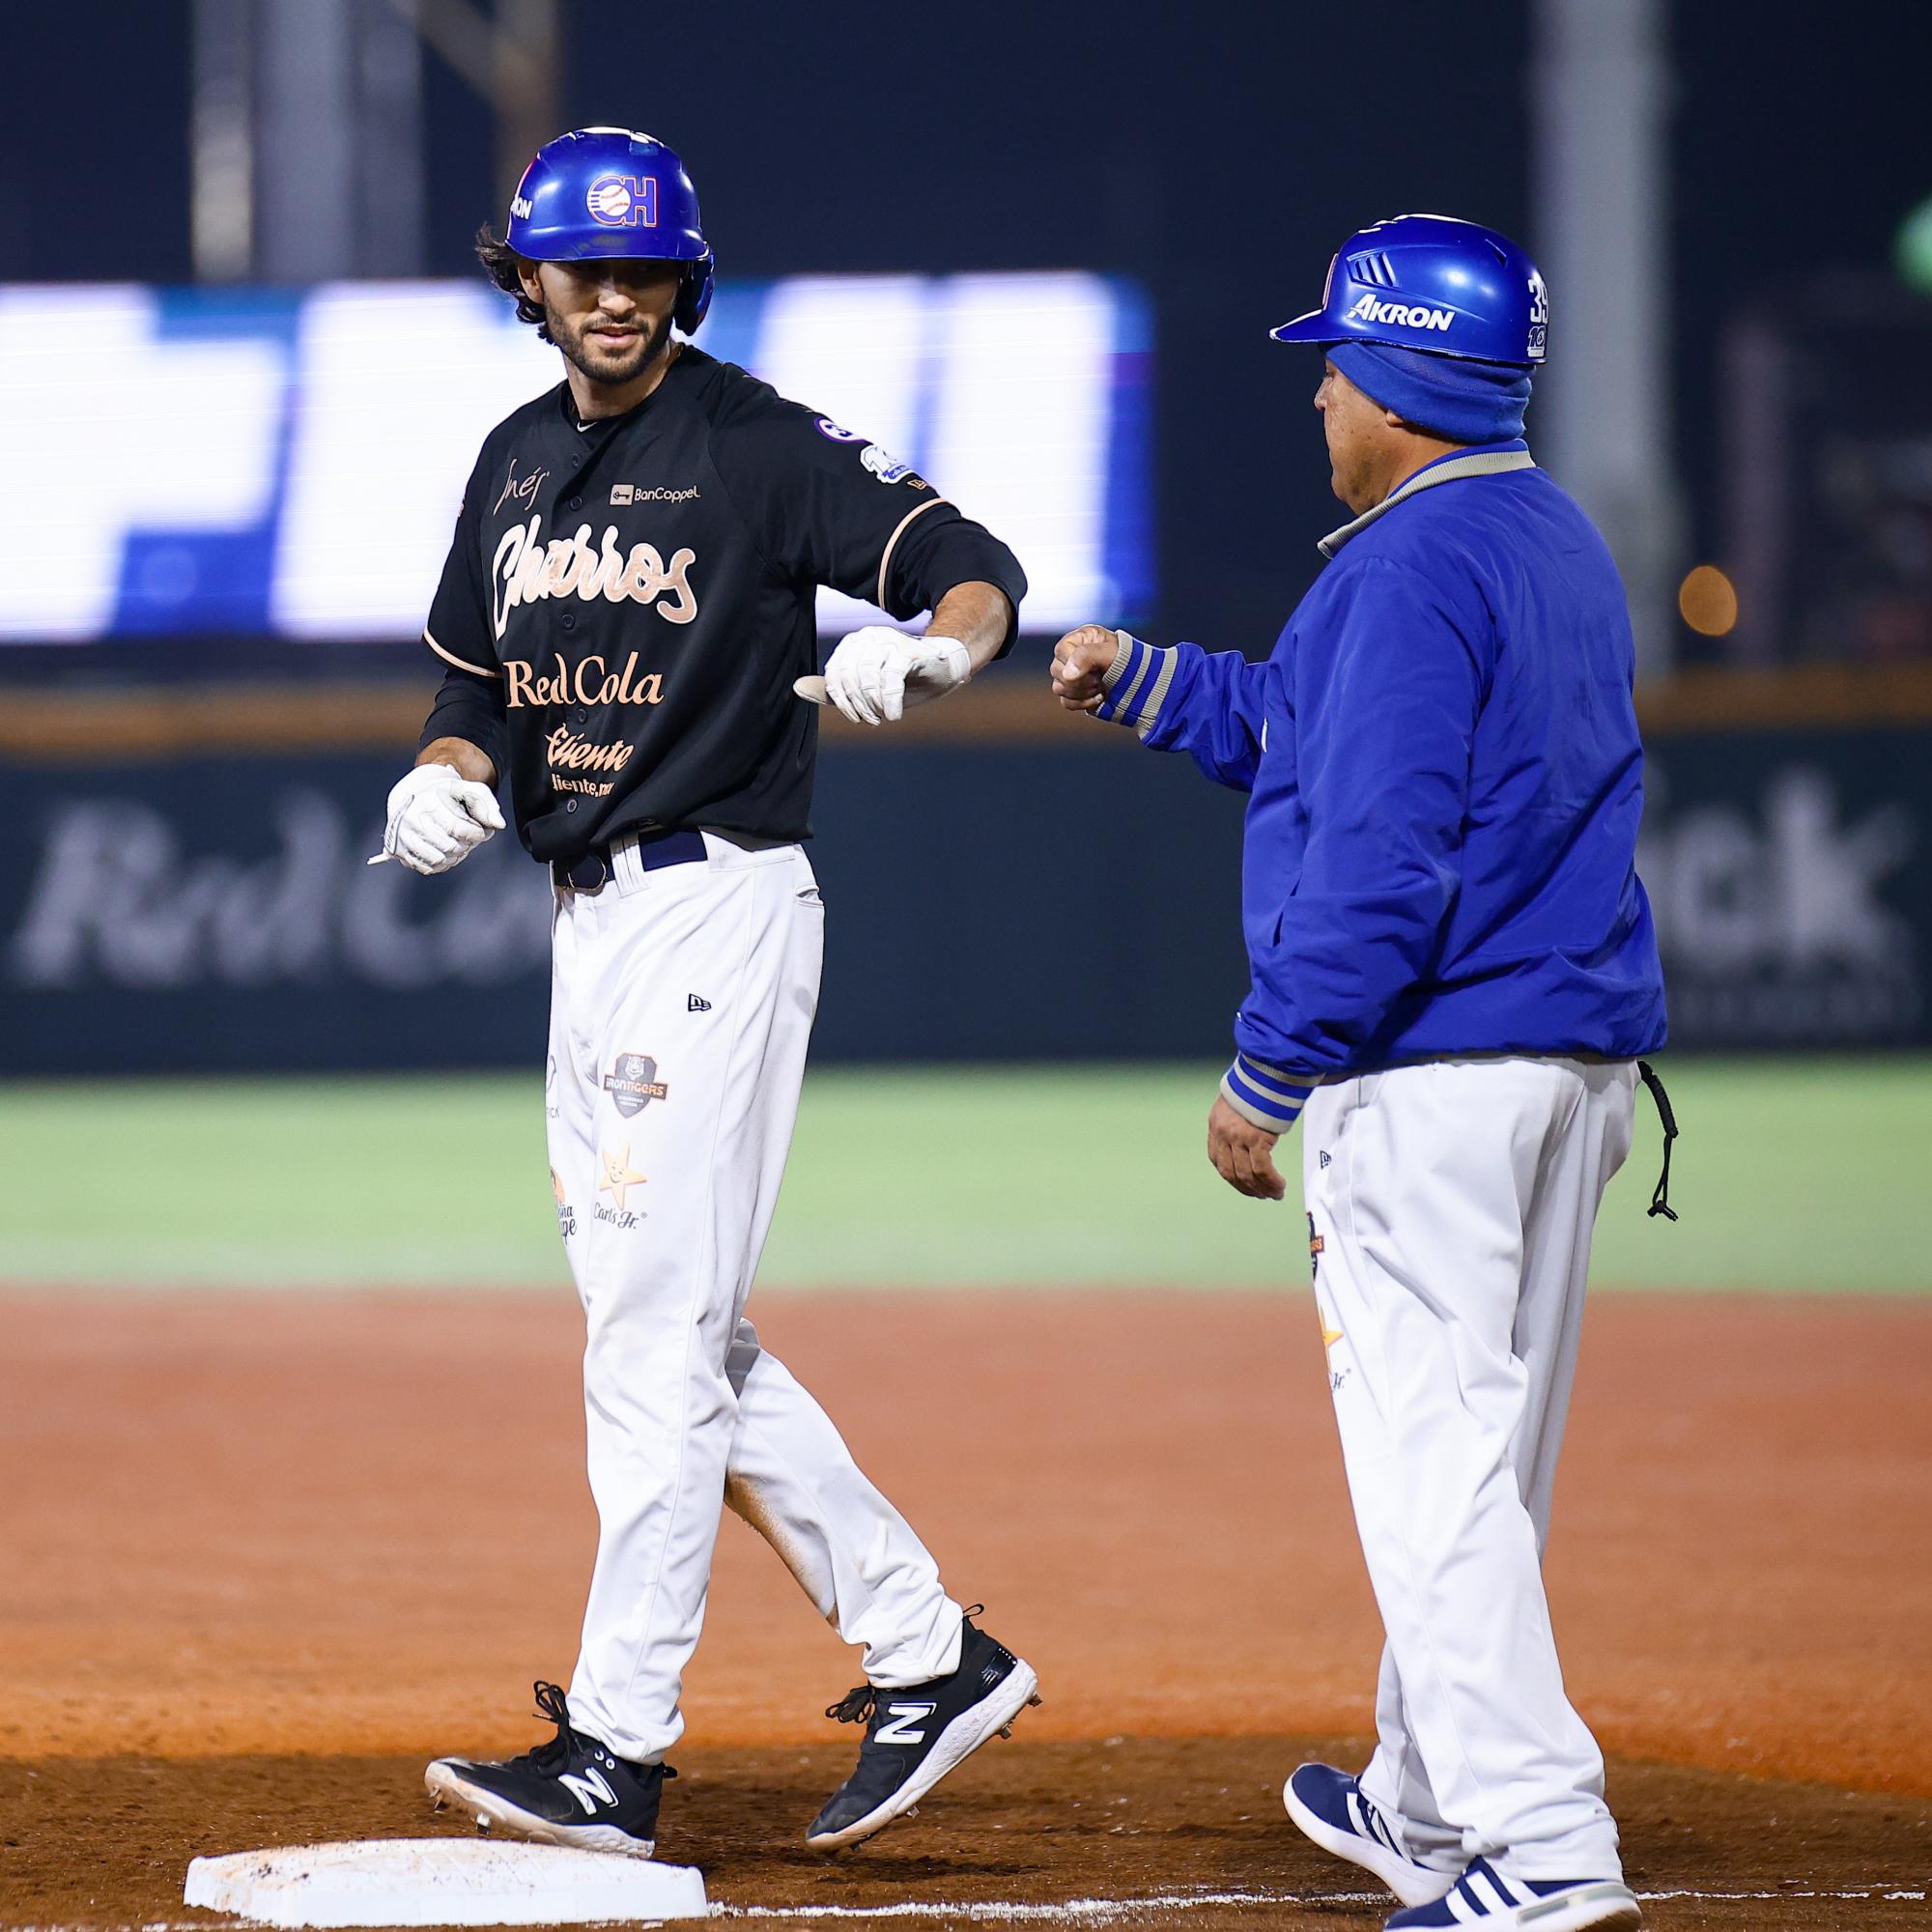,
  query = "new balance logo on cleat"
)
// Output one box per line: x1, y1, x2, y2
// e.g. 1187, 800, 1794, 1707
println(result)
424, 1680, 674, 1860
806, 1613, 1039, 1852
557, 1767, 617, 1815
870, 1701, 935, 1745
687, 994, 711, 1012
